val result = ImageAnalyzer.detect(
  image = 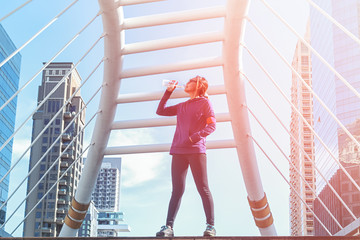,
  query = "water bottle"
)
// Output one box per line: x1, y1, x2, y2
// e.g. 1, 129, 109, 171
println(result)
162, 79, 184, 88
